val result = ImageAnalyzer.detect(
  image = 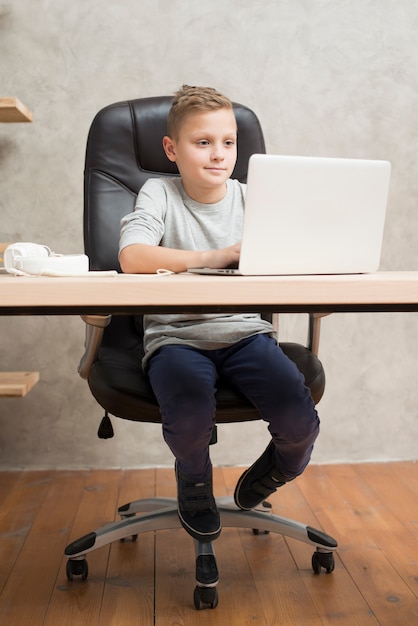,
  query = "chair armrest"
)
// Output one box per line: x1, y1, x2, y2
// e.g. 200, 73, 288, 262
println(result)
272, 312, 330, 357
78, 314, 112, 380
